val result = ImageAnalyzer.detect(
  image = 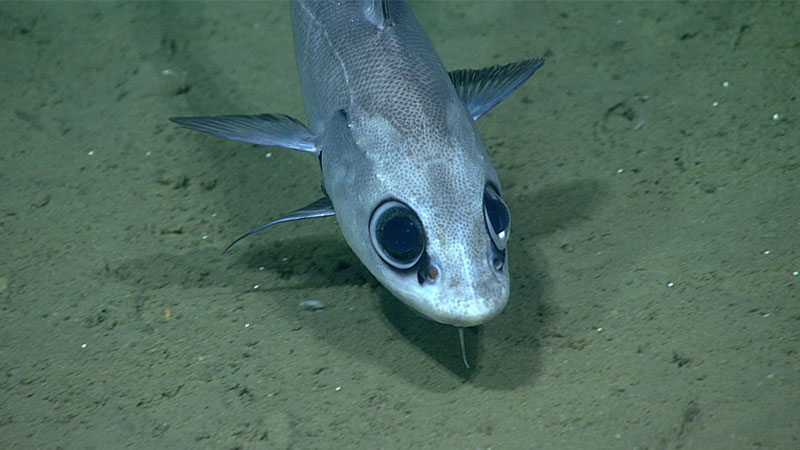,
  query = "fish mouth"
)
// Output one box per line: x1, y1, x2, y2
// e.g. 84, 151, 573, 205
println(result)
401, 288, 510, 328
436, 304, 507, 327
